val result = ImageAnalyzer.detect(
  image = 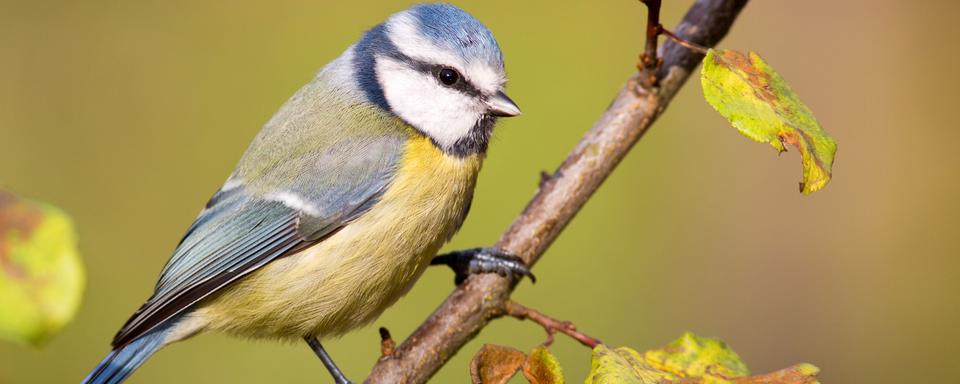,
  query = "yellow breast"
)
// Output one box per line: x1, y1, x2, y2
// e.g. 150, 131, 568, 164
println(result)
198, 135, 482, 339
